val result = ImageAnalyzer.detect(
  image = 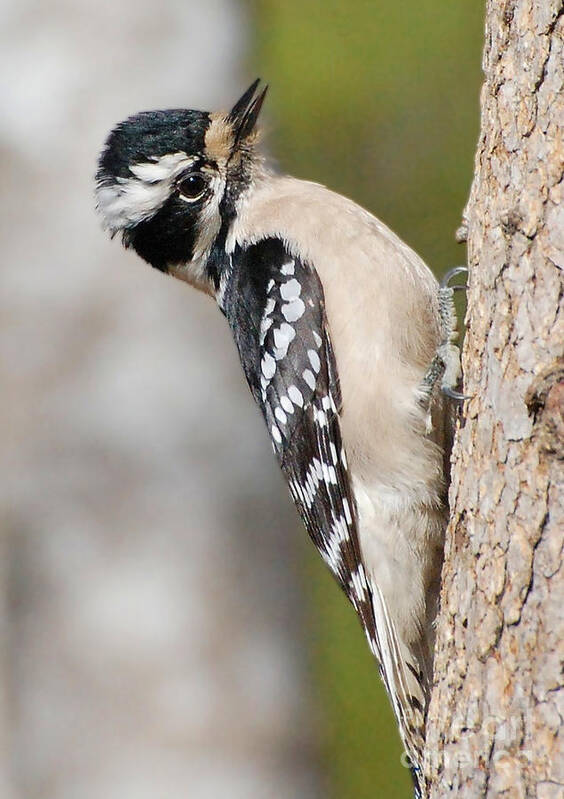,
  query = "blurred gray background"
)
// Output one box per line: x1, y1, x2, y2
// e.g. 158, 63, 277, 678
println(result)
0, 2, 323, 797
